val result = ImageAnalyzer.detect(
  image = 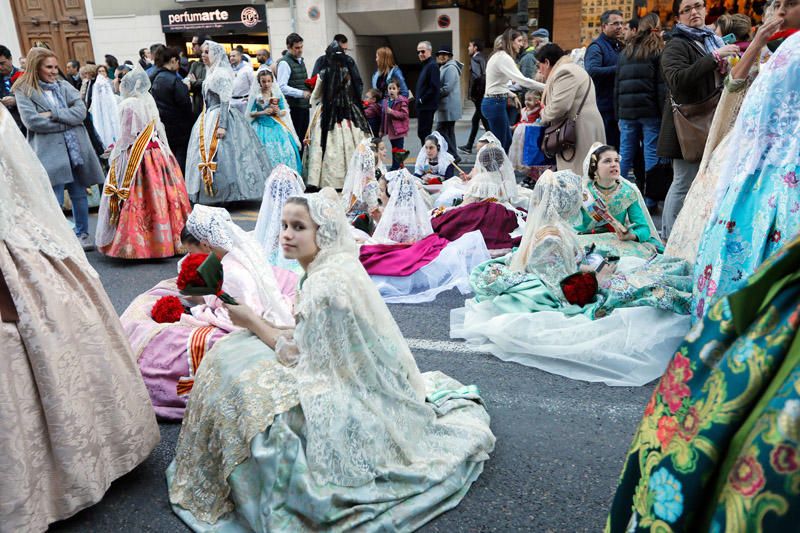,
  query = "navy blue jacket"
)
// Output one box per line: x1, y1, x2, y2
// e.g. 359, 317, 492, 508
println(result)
584, 33, 624, 114
415, 57, 441, 111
